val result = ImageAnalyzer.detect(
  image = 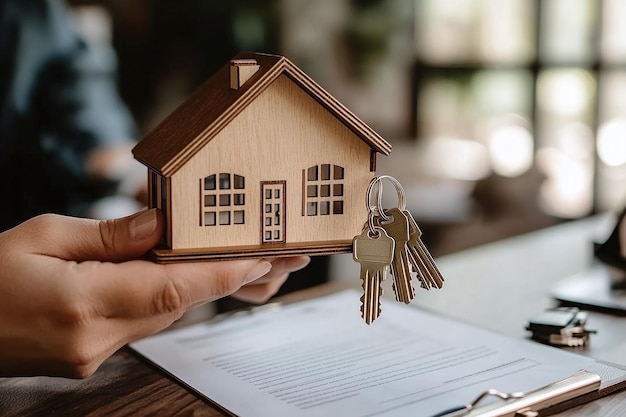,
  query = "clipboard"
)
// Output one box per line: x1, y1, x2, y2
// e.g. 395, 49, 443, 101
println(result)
130, 290, 626, 417
430, 370, 601, 416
